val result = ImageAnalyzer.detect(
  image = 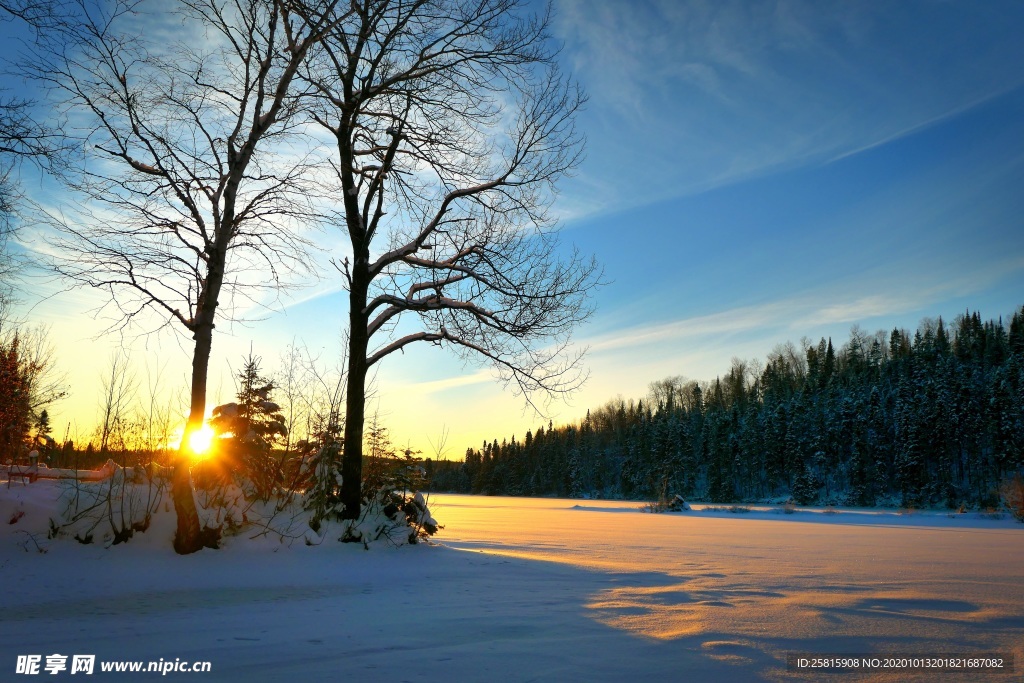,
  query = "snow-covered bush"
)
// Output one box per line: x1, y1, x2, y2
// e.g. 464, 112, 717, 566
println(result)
44, 381, 439, 550
296, 411, 345, 533
50, 461, 166, 546
349, 420, 439, 544
185, 411, 442, 547
643, 494, 689, 513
